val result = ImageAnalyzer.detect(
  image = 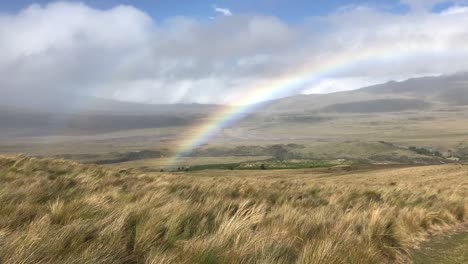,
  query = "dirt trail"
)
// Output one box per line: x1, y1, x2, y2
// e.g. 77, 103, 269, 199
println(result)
412, 227, 468, 264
